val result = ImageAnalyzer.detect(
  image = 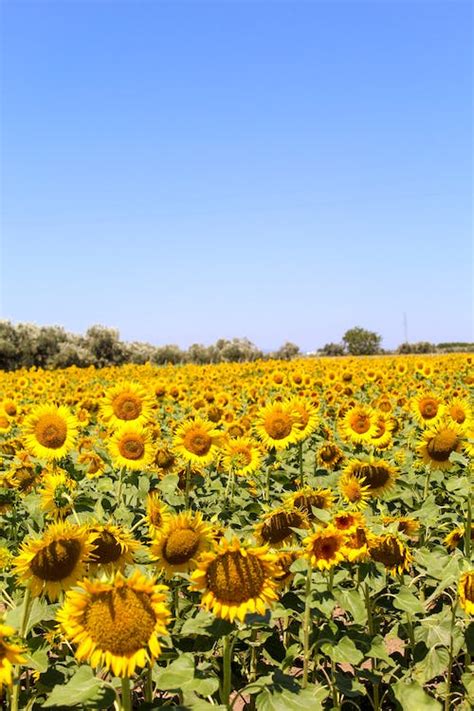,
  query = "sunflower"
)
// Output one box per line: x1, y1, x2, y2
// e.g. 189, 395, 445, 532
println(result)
77, 451, 106, 479
39, 469, 77, 519
287, 397, 319, 442
316, 442, 344, 471
254, 506, 309, 548
446, 397, 472, 427
87, 523, 140, 574
254, 401, 300, 451
0, 623, 26, 696
368, 414, 394, 450
14, 521, 93, 600
145, 491, 171, 538
221, 437, 262, 476
151, 511, 213, 577
338, 474, 371, 509
174, 417, 221, 466
382, 516, 420, 537
458, 570, 474, 615
23, 404, 79, 460
101, 381, 153, 426
412, 393, 444, 427
344, 526, 369, 562
367, 534, 412, 575
417, 419, 465, 470
153, 446, 178, 475
340, 457, 397, 497
190, 537, 279, 622
56, 570, 170, 677
273, 549, 299, 590
303, 525, 347, 570
286, 487, 334, 519
109, 423, 154, 471
340, 405, 377, 444
443, 525, 474, 551
331, 510, 364, 534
